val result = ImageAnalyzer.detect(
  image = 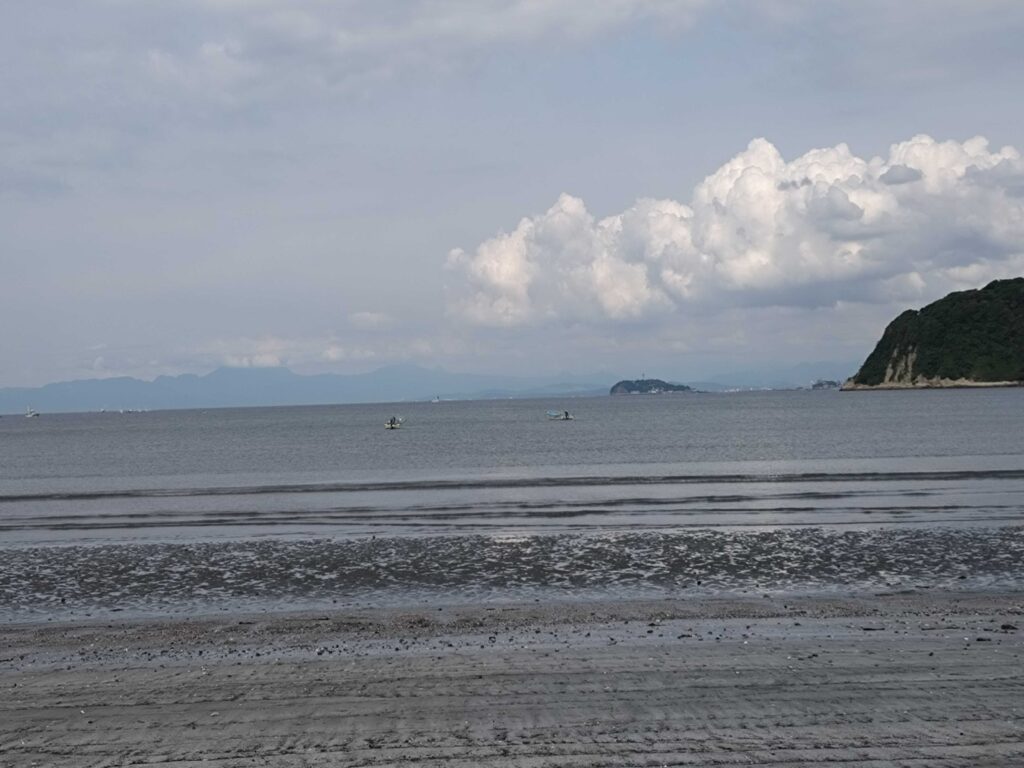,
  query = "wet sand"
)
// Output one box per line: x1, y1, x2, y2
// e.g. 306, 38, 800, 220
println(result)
6, 527, 1024, 623
3, 591, 1023, 767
